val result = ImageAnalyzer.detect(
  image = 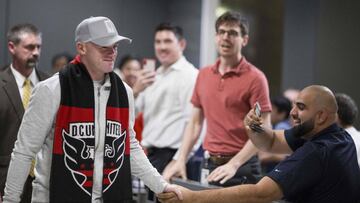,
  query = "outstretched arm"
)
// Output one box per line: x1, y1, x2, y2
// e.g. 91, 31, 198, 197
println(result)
158, 176, 283, 203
